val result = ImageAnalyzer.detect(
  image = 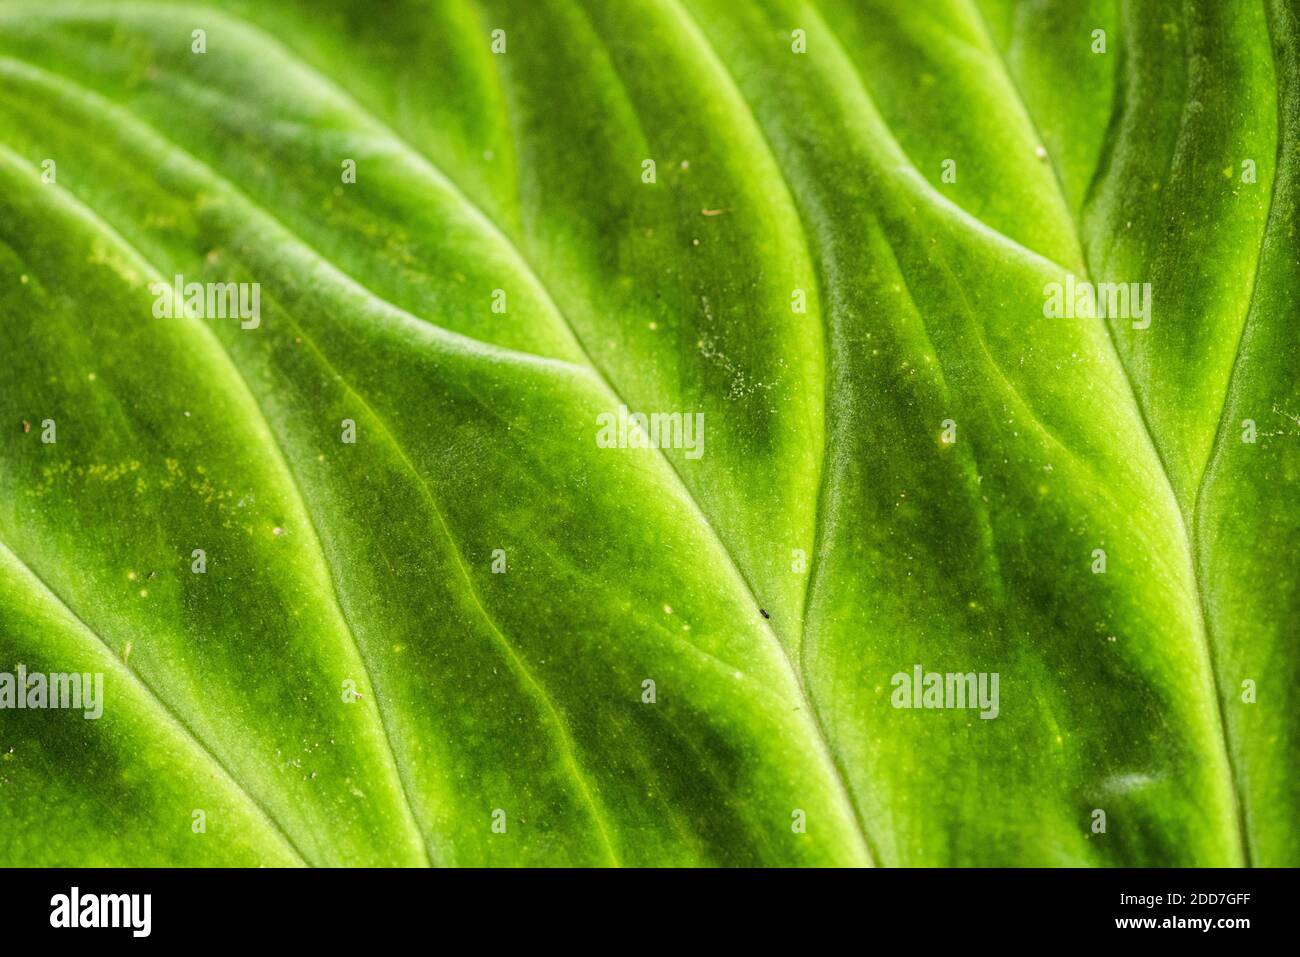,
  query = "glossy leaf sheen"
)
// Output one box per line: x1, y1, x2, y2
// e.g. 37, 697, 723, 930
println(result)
0, 0, 1296, 866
